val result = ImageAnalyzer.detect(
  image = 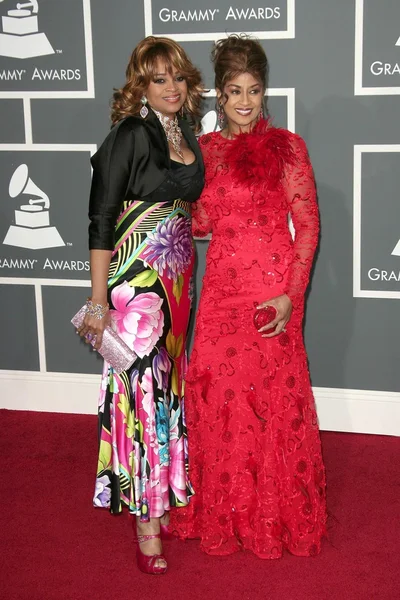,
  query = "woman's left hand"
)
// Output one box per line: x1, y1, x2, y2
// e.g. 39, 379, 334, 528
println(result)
257, 294, 293, 338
